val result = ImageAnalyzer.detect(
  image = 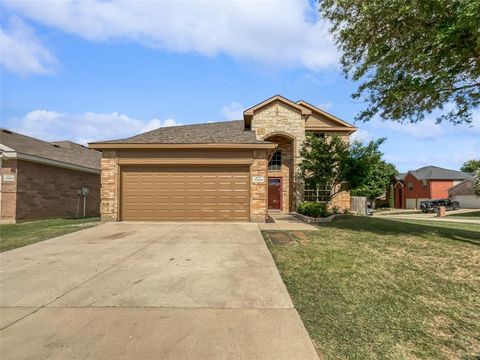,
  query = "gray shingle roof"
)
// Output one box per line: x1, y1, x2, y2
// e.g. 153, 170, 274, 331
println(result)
92, 120, 267, 144
409, 166, 472, 180
395, 173, 407, 180
0, 129, 101, 171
